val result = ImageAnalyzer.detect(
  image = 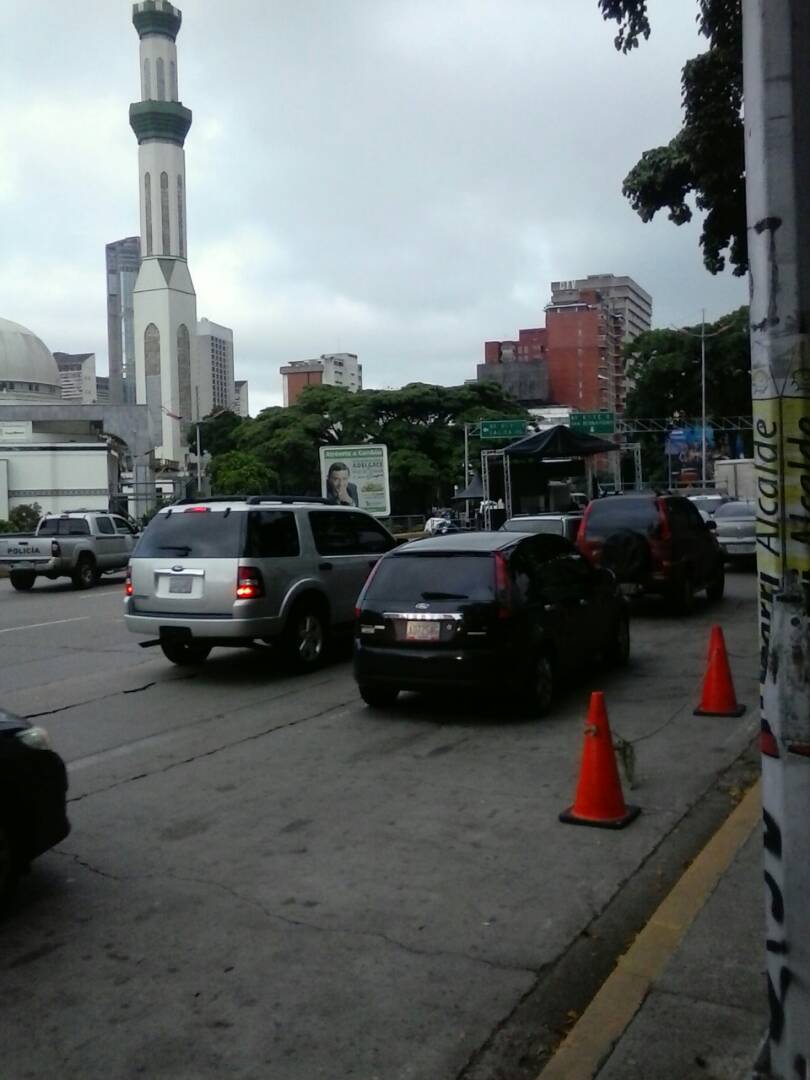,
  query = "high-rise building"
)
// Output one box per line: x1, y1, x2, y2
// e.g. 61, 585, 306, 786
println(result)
280, 353, 362, 407
234, 379, 249, 417
478, 328, 549, 407
96, 376, 111, 404
193, 318, 234, 418
53, 352, 98, 403
545, 275, 650, 416
130, 0, 198, 465
105, 236, 140, 404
